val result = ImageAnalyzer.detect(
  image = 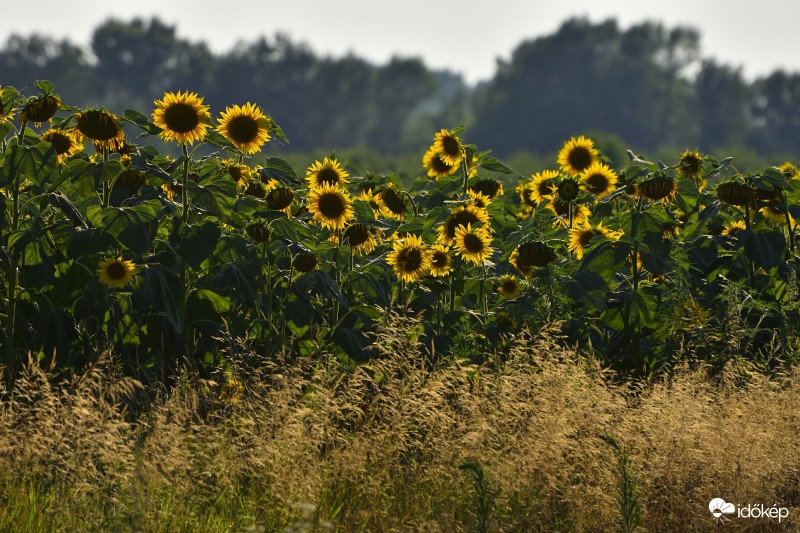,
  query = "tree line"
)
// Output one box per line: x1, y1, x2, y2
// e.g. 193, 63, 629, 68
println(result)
2, 16, 799, 159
